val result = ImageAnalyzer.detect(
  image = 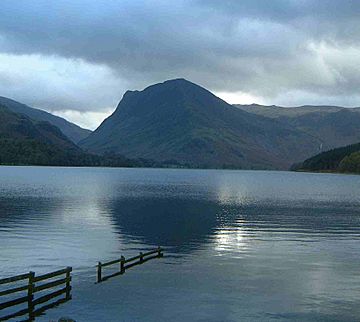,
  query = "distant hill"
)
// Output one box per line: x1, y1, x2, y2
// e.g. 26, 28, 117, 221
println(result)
292, 142, 360, 174
0, 104, 82, 165
278, 109, 360, 151
0, 104, 140, 167
3, 80, 359, 171
80, 78, 322, 170
235, 103, 360, 119
236, 104, 360, 153
0, 96, 91, 144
